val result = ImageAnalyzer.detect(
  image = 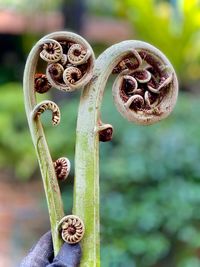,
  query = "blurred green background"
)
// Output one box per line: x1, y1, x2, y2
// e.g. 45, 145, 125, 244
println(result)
1, 0, 200, 266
